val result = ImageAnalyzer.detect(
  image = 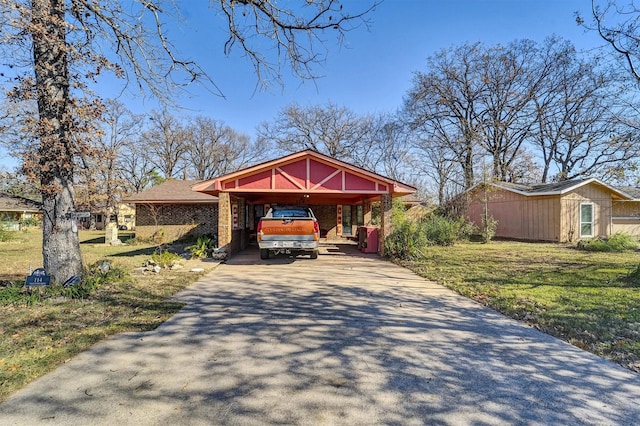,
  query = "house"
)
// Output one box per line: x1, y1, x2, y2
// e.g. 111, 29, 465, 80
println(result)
461, 178, 640, 242
0, 192, 42, 230
82, 203, 136, 231
115, 203, 136, 230
192, 150, 416, 254
122, 179, 218, 241
123, 151, 416, 253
